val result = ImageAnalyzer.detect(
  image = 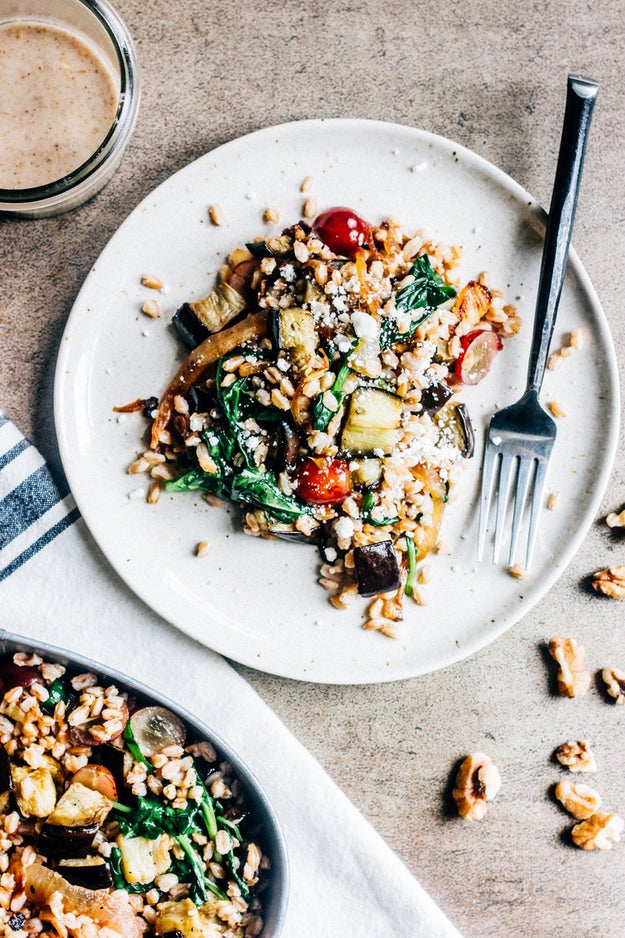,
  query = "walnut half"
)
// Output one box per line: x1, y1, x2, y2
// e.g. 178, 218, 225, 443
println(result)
555, 740, 597, 774
548, 636, 591, 698
601, 668, 625, 704
452, 753, 501, 821
591, 565, 625, 599
555, 779, 601, 820
571, 812, 624, 850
